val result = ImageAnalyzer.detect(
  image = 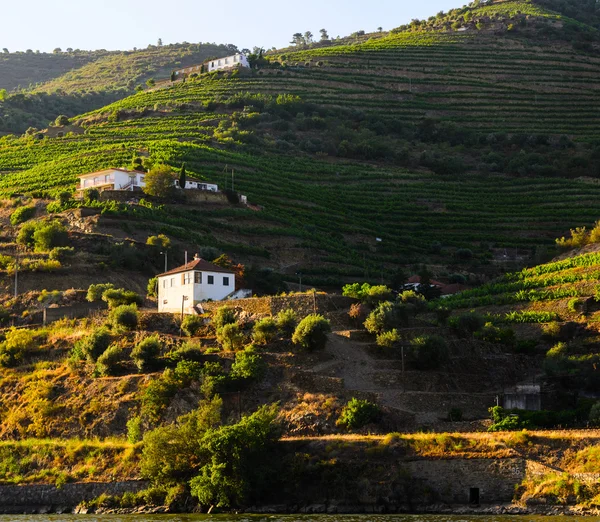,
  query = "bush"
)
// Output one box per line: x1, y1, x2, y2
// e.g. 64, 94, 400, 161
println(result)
376, 329, 400, 348
275, 308, 297, 336
84, 188, 100, 203
32, 221, 68, 252
589, 403, 600, 427
168, 341, 203, 363
75, 327, 112, 362
86, 283, 115, 302
434, 306, 451, 325
147, 277, 158, 298
337, 398, 381, 430
292, 314, 331, 351
449, 311, 485, 336
55, 114, 69, 126
408, 335, 449, 370
212, 306, 237, 329
96, 344, 125, 376
568, 297, 586, 315
252, 317, 277, 344
146, 234, 171, 249
181, 315, 204, 337
474, 322, 515, 346
364, 301, 407, 334
132, 335, 162, 372
173, 360, 204, 385
109, 304, 138, 330
0, 328, 36, 367
216, 323, 244, 351
231, 348, 265, 381
102, 288, 142, 309
127, 415, 143, 443
49, 246, 75, 261
342, 282, 393, 305
546, 342, 569, 359
10, 205, 36, 225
